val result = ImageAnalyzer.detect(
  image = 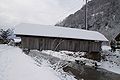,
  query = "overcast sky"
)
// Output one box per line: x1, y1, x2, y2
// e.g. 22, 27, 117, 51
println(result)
0, 0, 85, 27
